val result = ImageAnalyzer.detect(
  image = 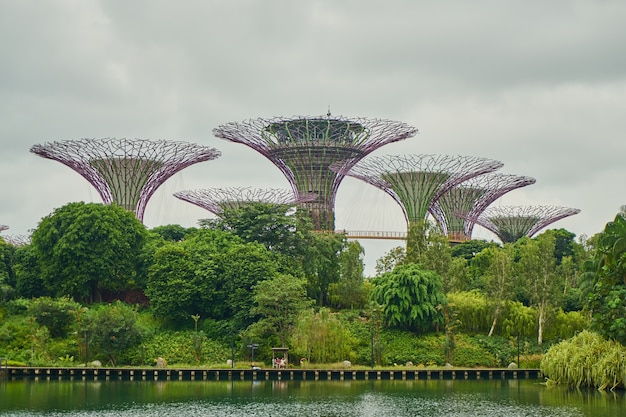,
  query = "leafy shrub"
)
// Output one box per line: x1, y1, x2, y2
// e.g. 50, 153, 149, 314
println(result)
379, 331, 445, 366
83, 301, 144, 366
0, 315, 40, 363
447, 291, 491, 333
519, 354, 542, 368
541, 330, 626, 390
543, 309, 588, 342
128, 331, 229, 366
469, 334, 516, 366
452, 341, 498, 367
28, 296, 82, 338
